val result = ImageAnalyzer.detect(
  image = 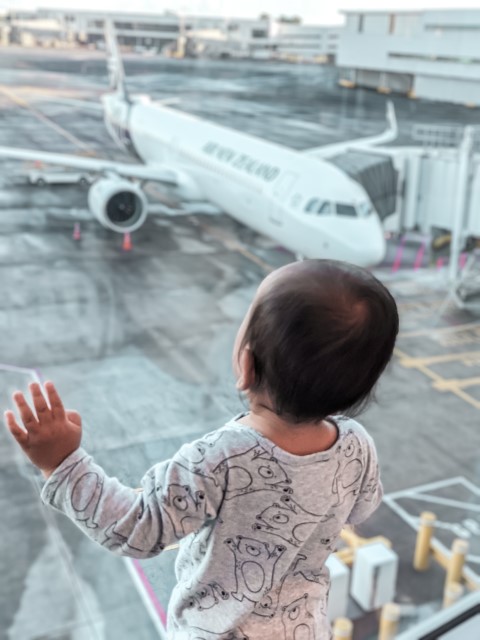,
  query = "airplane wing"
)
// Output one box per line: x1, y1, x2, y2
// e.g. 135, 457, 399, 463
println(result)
0, 146, 179, 185
305, 101, 398, 160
